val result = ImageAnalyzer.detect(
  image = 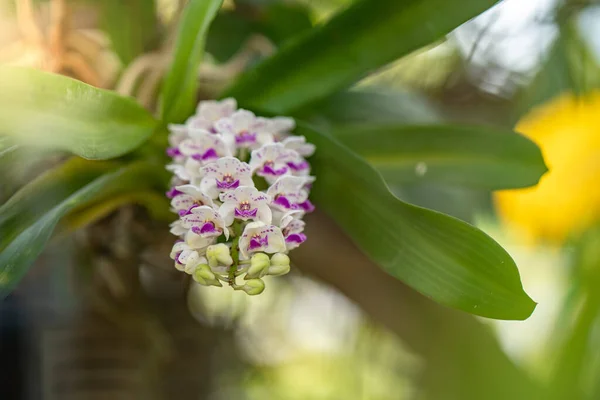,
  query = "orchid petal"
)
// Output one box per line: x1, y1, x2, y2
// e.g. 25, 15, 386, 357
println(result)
185, 230, 216, 249
239, 222, 286, 259
282, 136, 315, 157
196, 98, 237, 122
181, 205, 228, 240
